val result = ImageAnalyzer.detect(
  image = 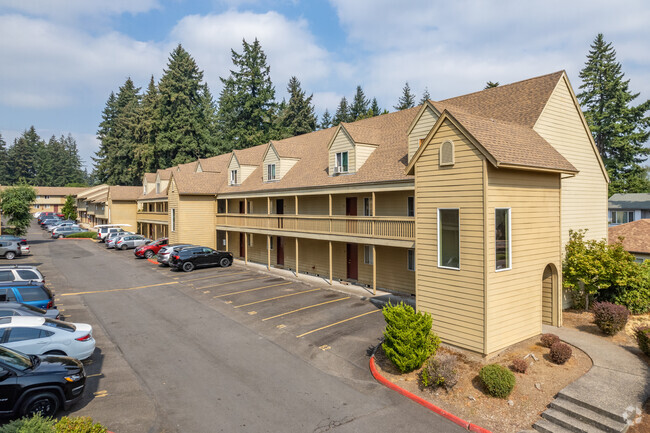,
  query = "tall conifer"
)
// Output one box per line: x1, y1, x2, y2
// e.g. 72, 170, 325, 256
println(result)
319, 109, 333, 129
8, 127, 42, 184
349, 85, 369, 120
0, 134, 8, 185
394, 82, 416, 110
277, 76, 317, 137
333, 97, 351, 126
